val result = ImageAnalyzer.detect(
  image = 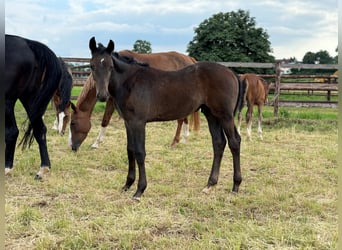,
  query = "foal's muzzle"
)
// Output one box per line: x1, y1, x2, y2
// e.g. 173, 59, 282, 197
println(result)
96, 92, 109, 102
